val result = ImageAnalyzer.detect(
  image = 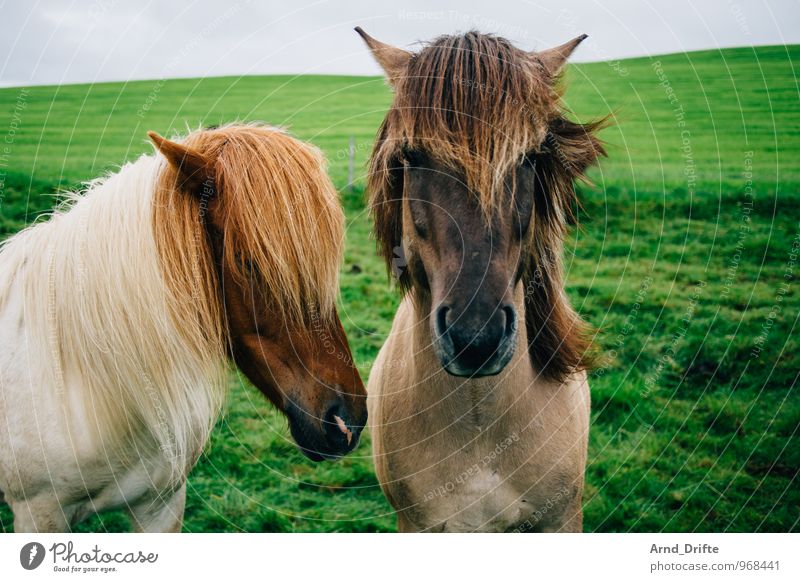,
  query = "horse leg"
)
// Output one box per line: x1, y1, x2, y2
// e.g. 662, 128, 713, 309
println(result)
128, 483, 186, 533
11, 496, 71, 532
